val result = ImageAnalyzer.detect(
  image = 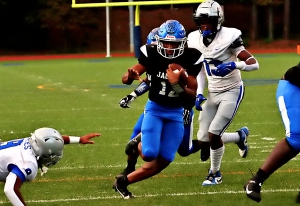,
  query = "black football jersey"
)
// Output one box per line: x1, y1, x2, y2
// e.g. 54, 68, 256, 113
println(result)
138, 45, 203, 107
284, 63, 300, 88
